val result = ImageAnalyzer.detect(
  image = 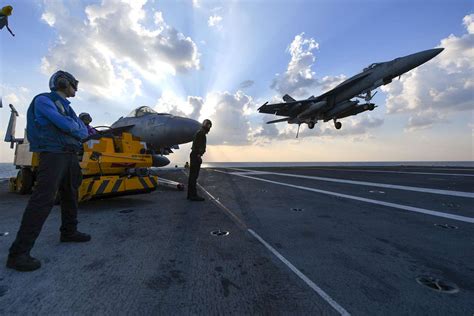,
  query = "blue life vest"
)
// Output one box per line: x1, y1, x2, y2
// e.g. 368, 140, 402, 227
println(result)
26, 92, 83, 153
